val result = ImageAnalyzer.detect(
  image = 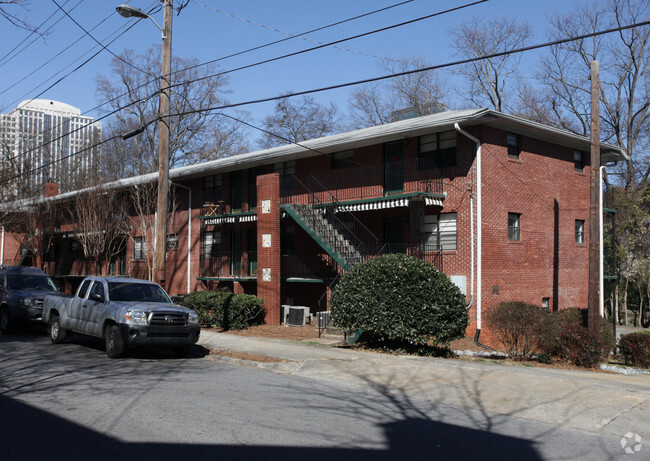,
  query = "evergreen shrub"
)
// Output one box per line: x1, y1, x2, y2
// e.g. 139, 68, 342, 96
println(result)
618, 333, 650, 369
180, 290, 265, 330
330, 253, 468, 347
